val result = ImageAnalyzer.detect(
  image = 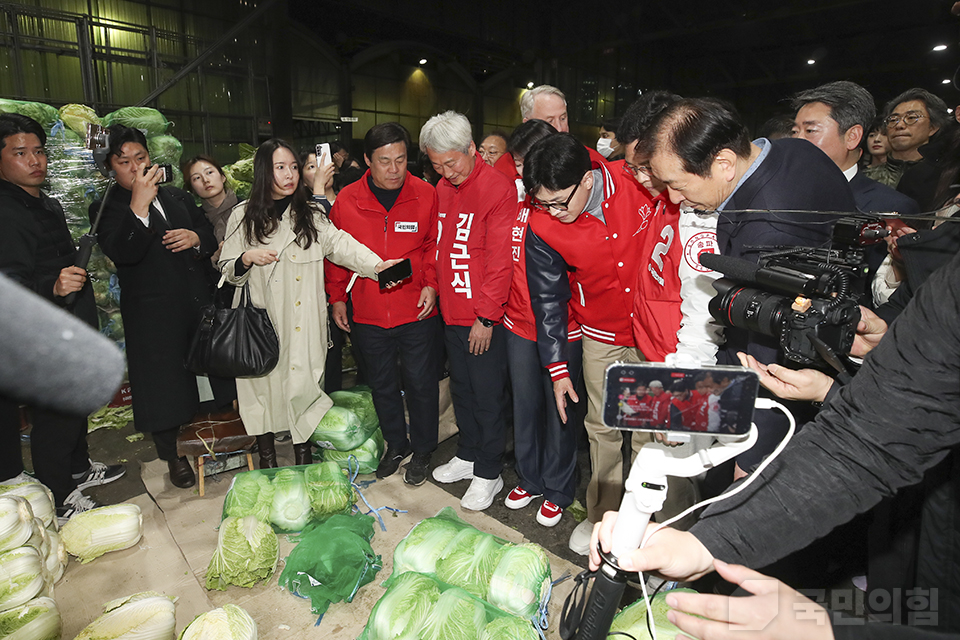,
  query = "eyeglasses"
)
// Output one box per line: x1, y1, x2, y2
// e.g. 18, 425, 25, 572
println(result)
531, 182, 580, 212
884, 112, 927, 127
622, 160, 650, 177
